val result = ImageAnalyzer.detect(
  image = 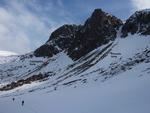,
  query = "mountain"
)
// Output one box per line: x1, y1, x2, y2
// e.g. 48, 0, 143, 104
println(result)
34, 9, 122, 60
0, 9, 150, 113
122, 9, 150, 37
0, 50, 17, 57
0, 51, 18, 64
